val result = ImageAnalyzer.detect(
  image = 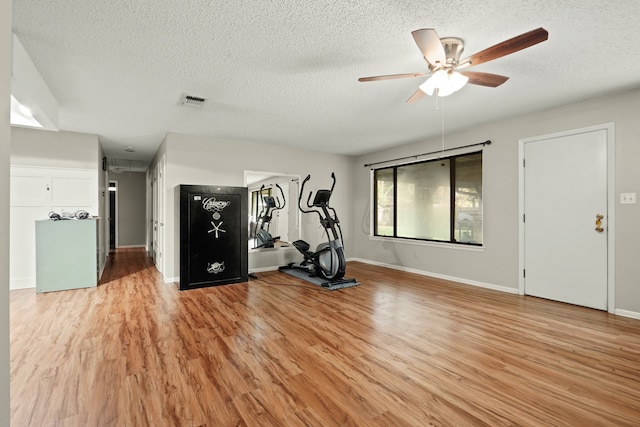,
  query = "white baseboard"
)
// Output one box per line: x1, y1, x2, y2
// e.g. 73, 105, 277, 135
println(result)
615, 309, 640, 320
348, 258, 519, 295
117, 244, 146, 249
98, 260, 106, 281
163, 276, 178, 284
10, 277, 35, 290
